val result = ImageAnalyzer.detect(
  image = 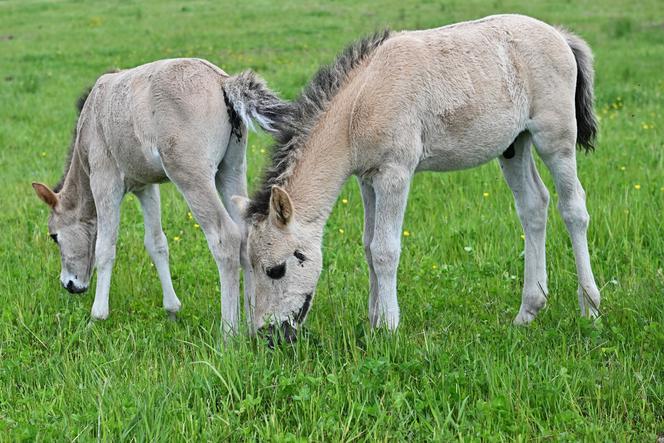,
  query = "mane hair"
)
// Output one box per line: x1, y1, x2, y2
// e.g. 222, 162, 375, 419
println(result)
53, 87, 91, 193
54, 68, 119, 193
245, 29, 392, 221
